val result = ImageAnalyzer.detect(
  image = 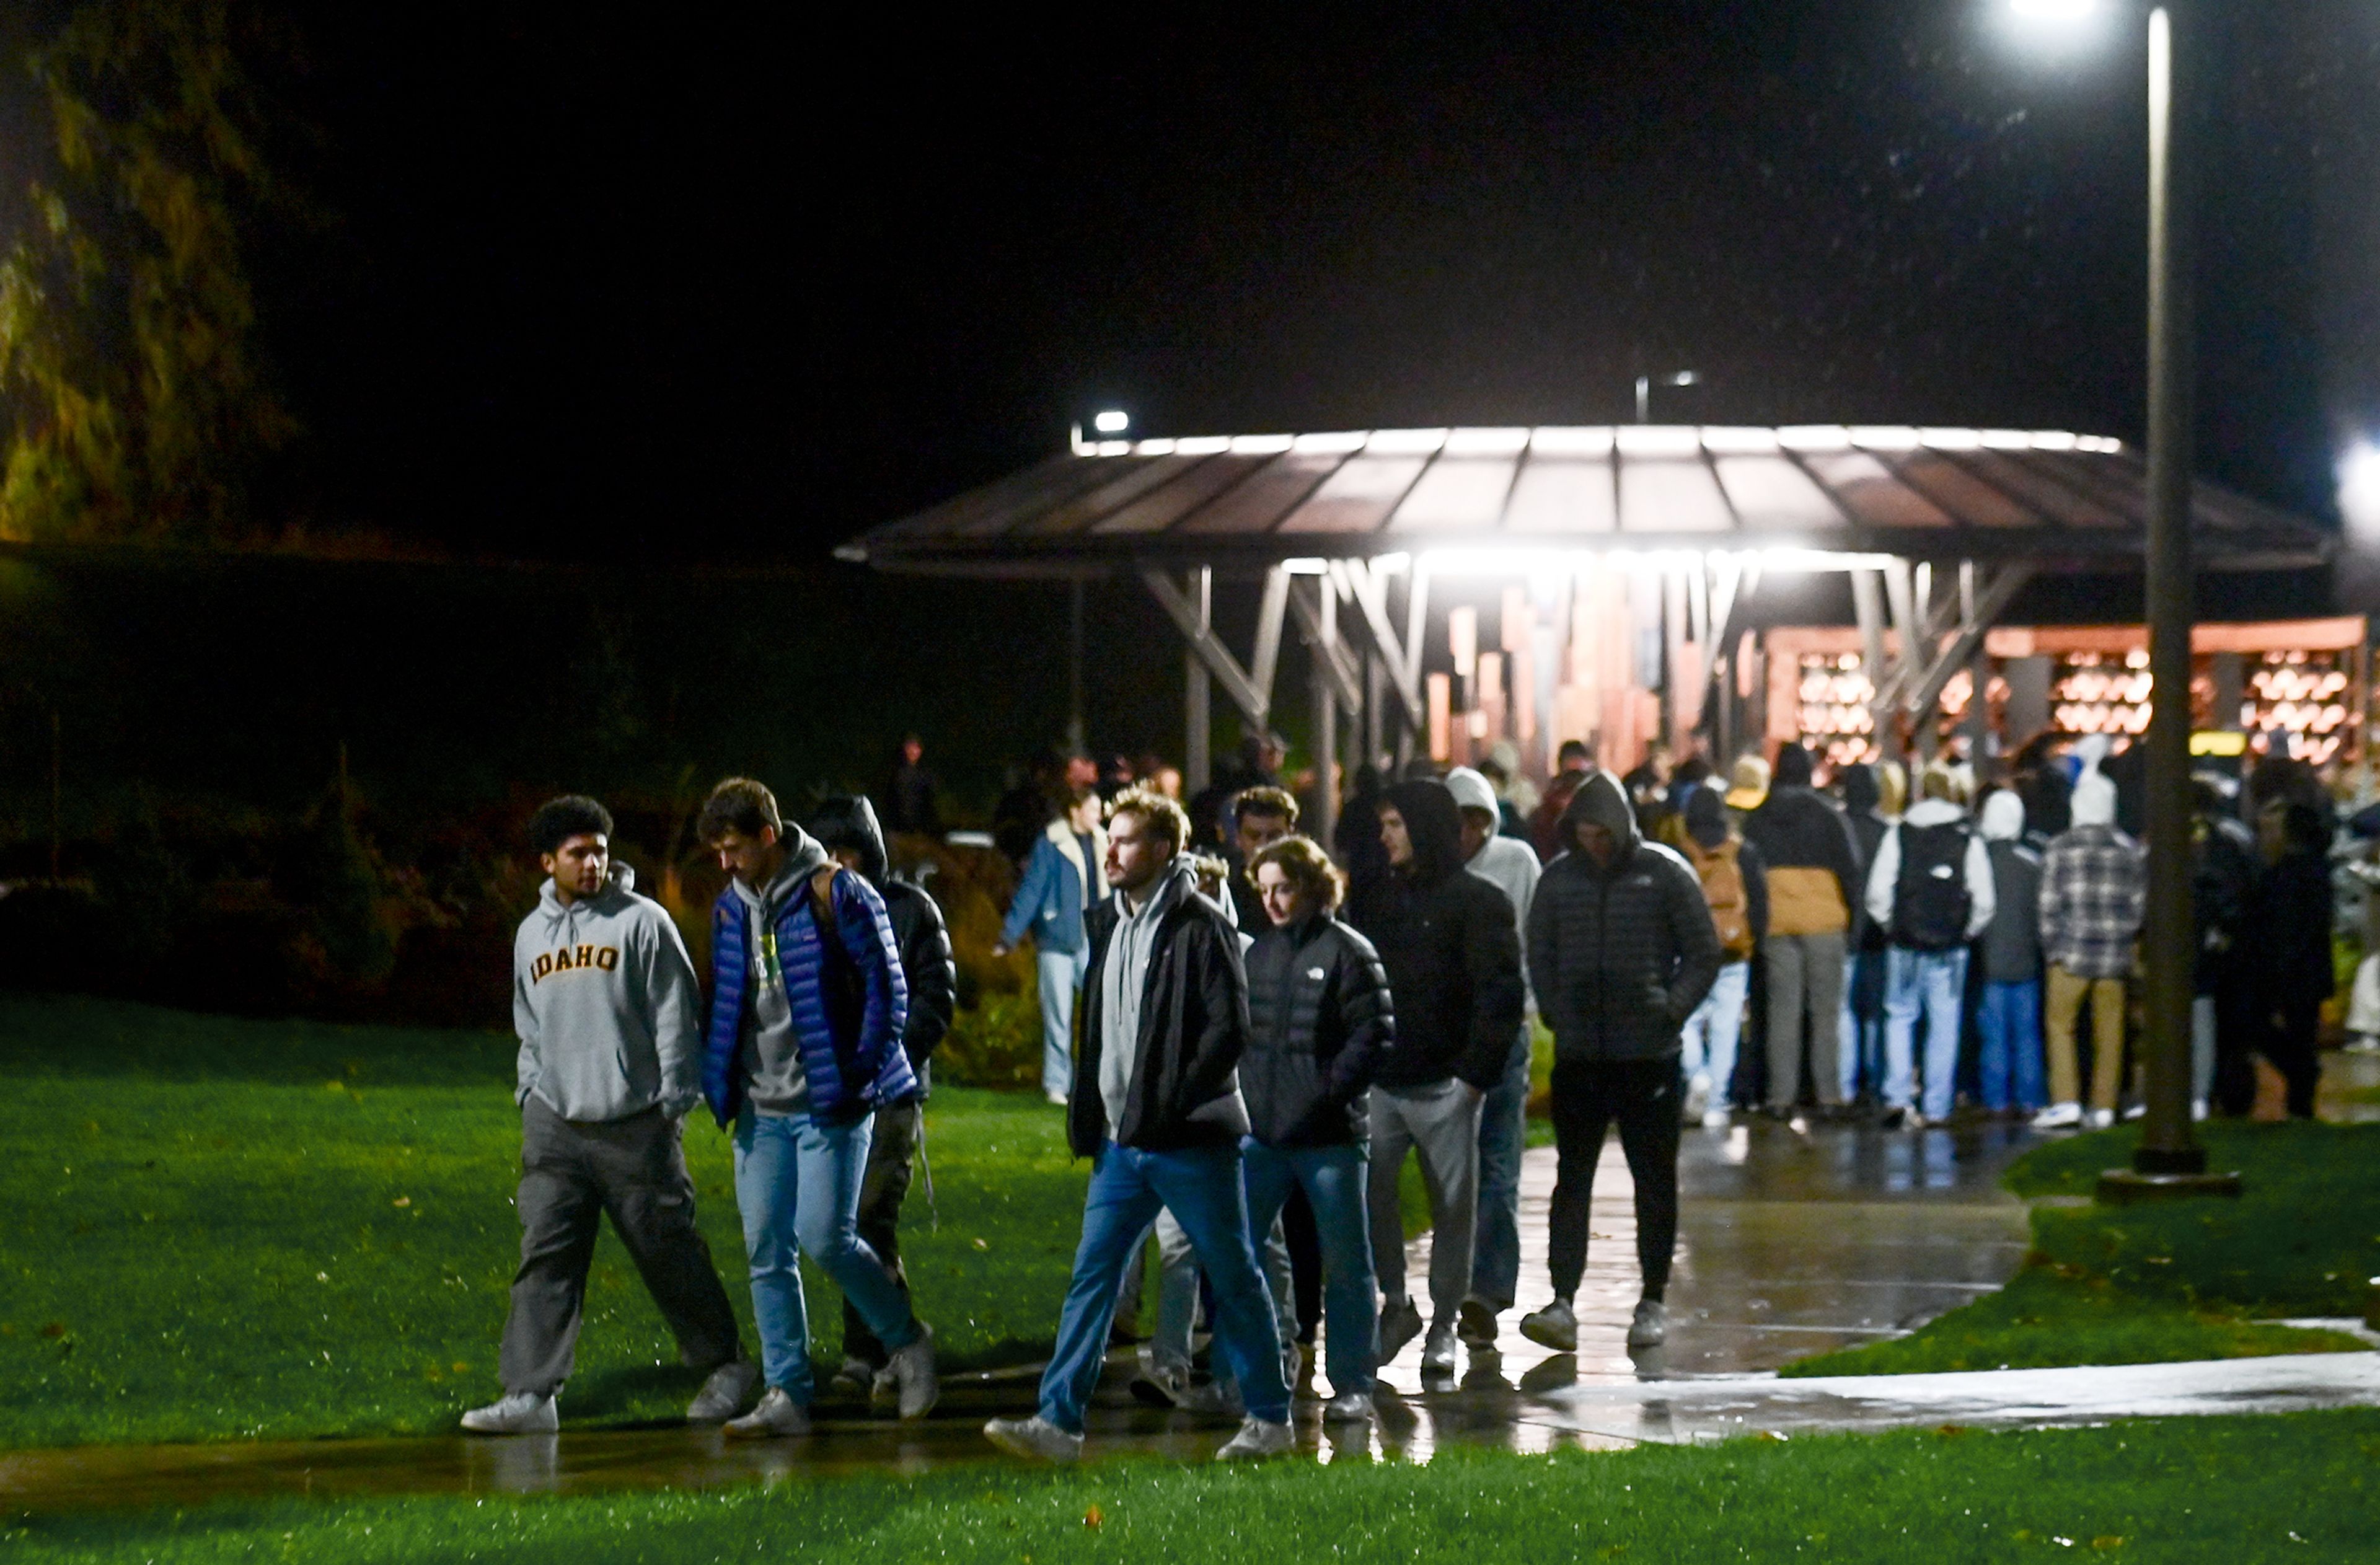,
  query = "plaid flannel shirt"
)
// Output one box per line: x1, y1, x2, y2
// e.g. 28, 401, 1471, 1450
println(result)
2037, 824, 2146, 980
